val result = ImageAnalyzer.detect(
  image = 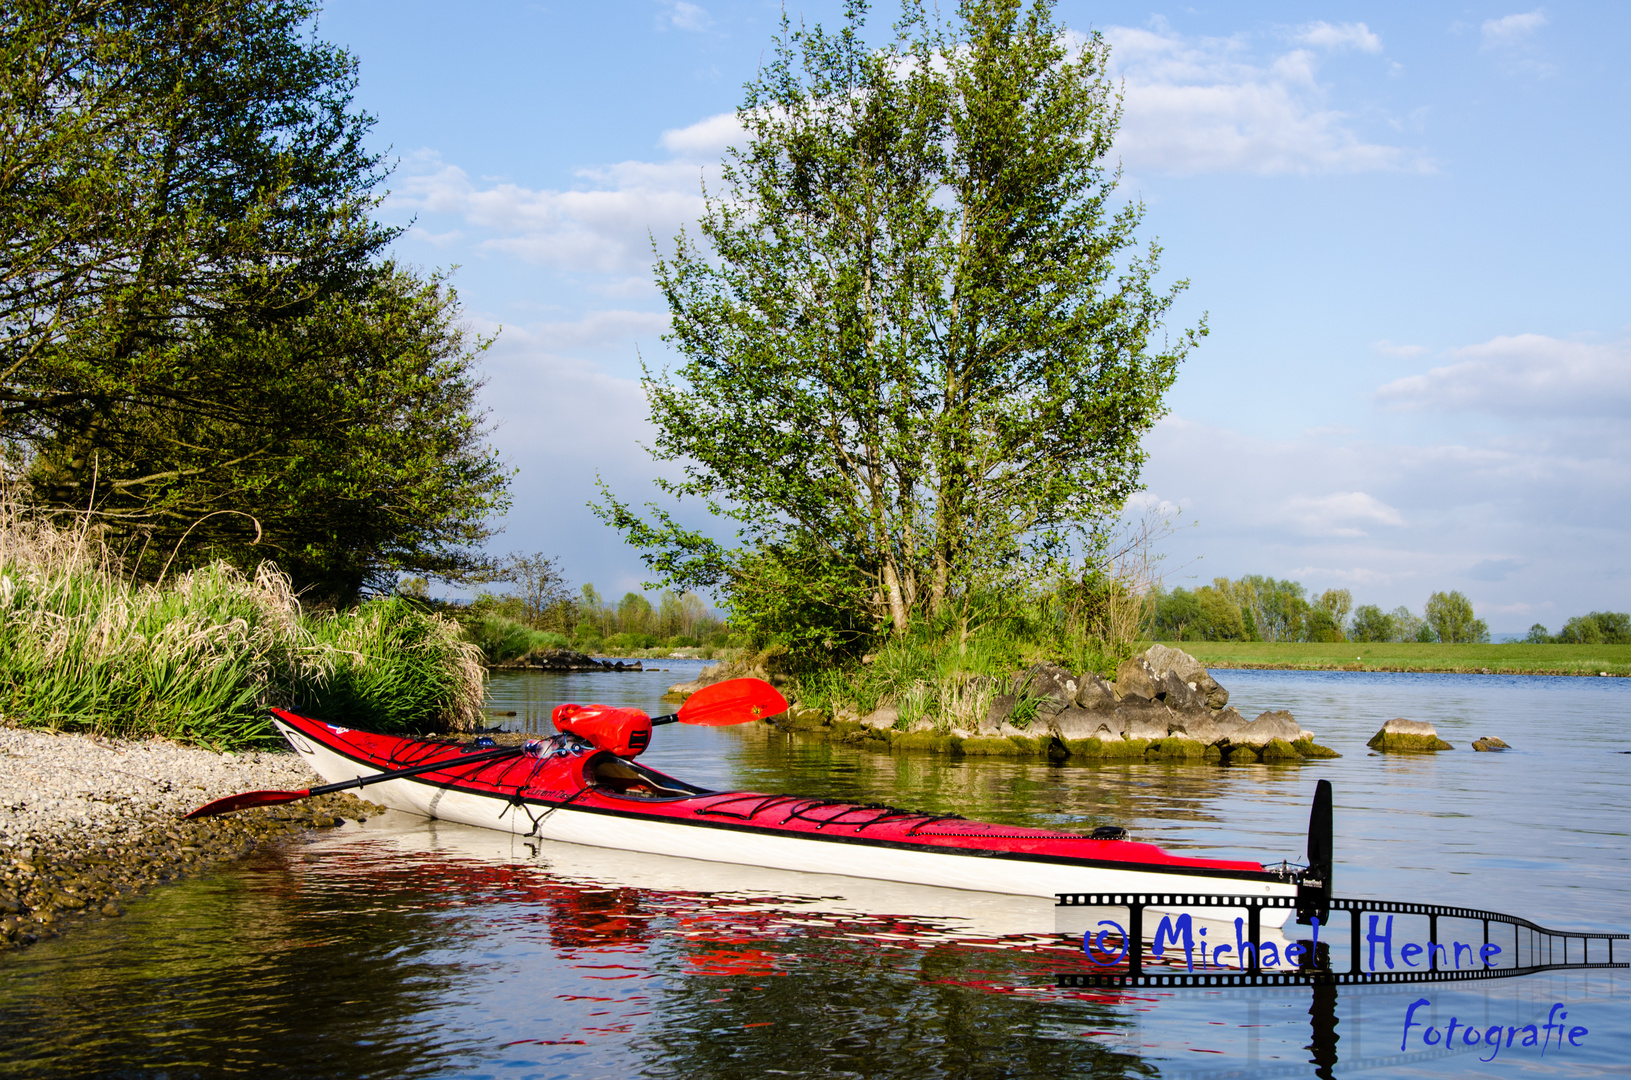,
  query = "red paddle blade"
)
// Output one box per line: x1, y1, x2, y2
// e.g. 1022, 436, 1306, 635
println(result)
184, 788, 313, 819
676, 677, 789, 726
